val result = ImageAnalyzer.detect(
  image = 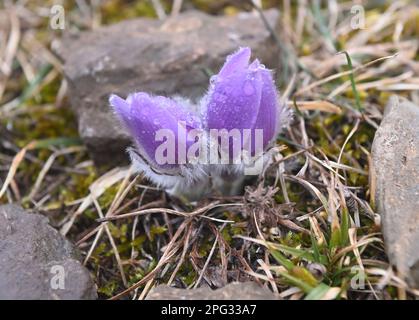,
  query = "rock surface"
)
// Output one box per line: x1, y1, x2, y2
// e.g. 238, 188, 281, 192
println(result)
54, 10, 280, 166
371, 95, 419, 288
146, 282, 278, 300
0, 204, 97, 299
